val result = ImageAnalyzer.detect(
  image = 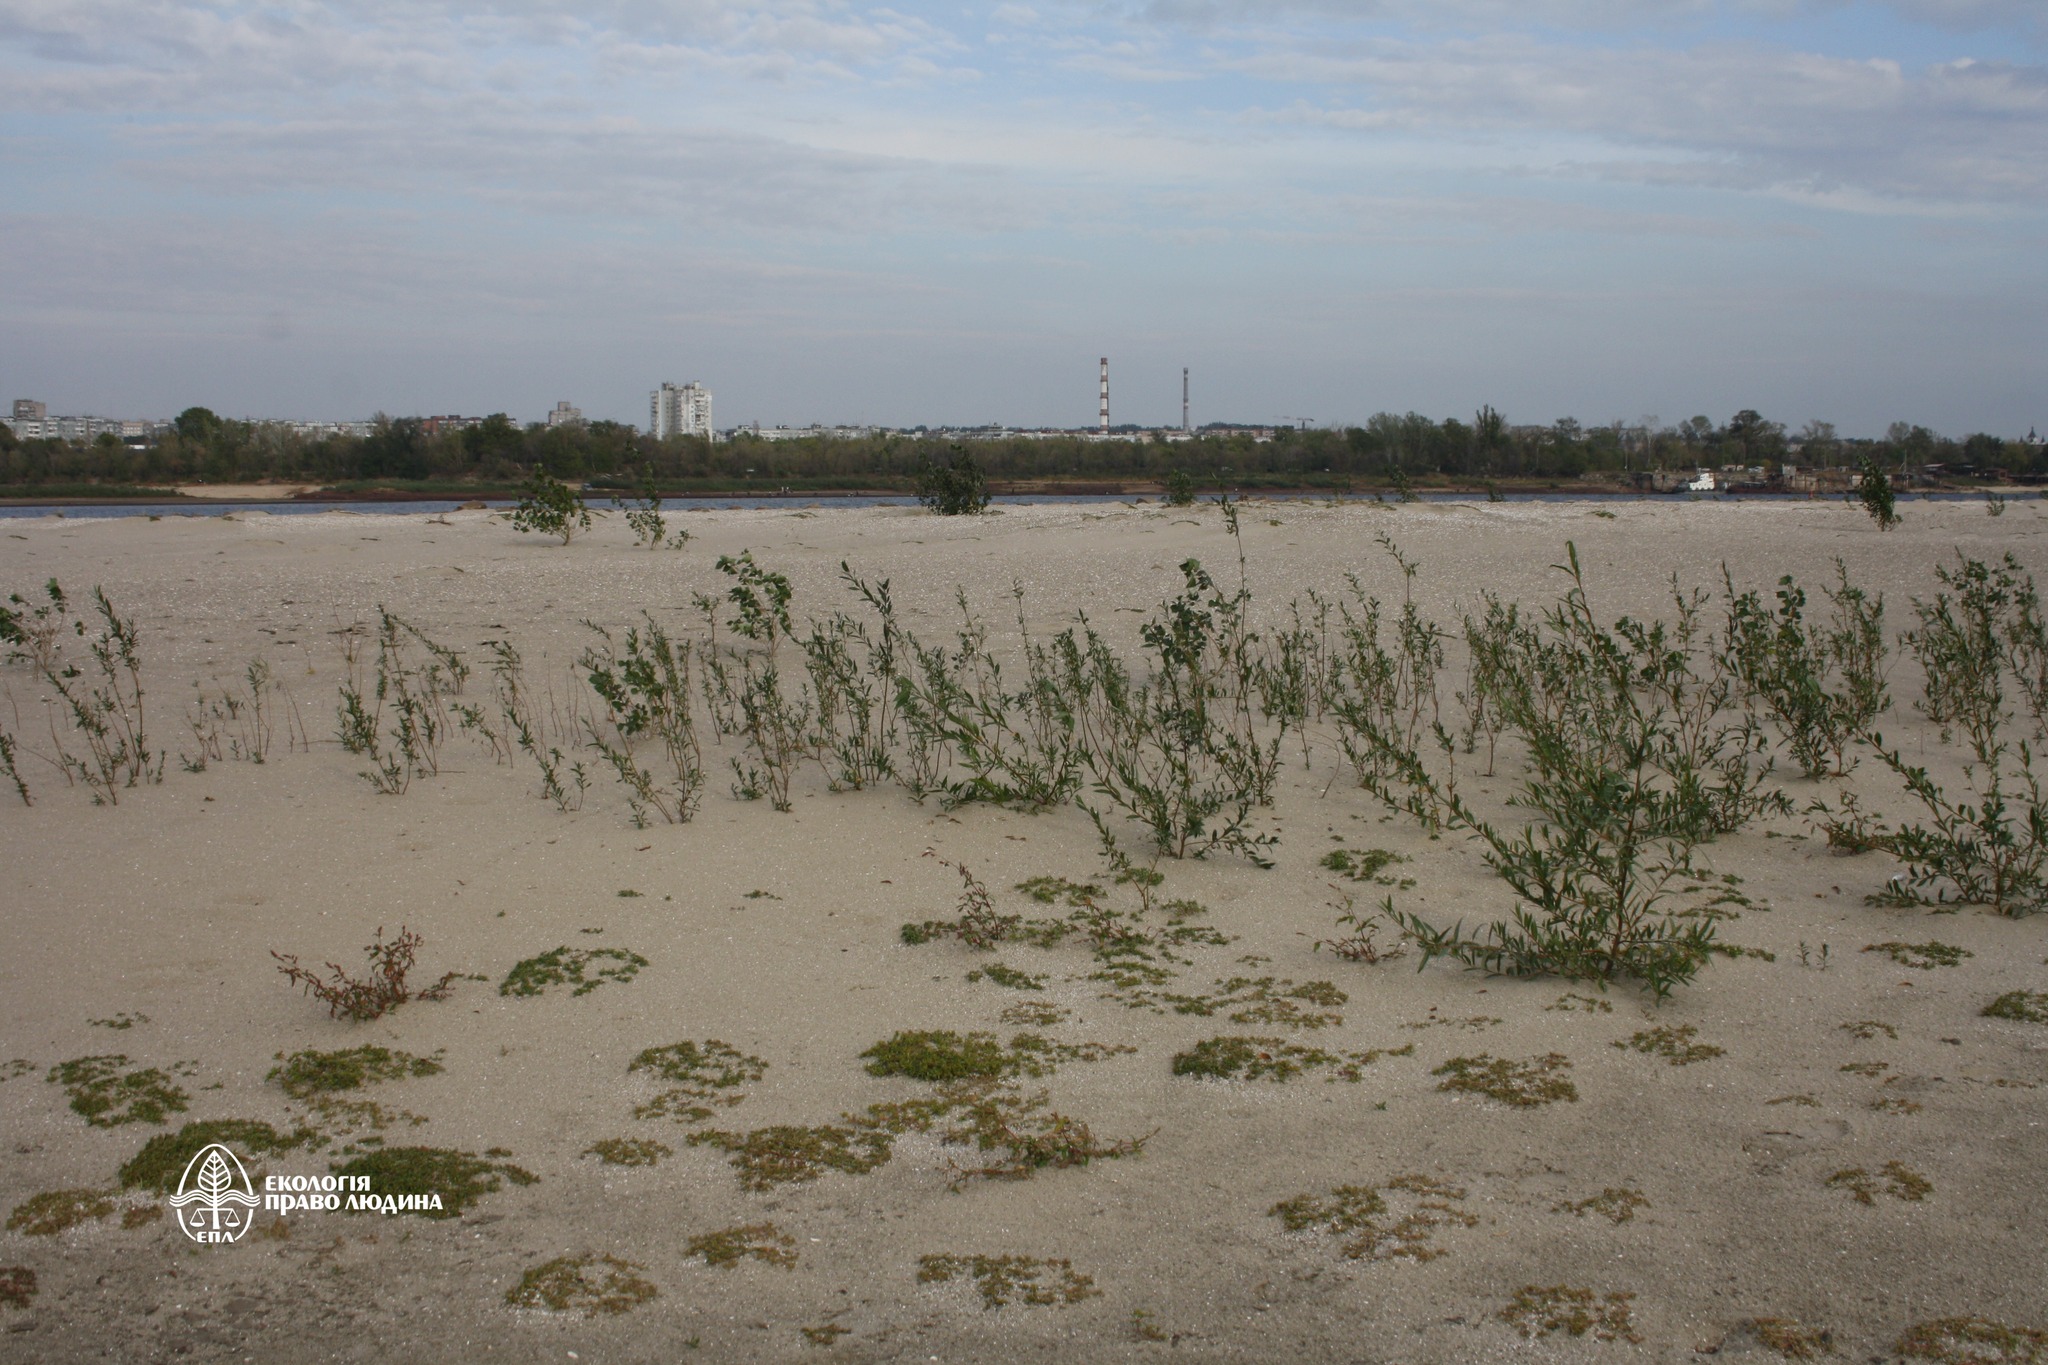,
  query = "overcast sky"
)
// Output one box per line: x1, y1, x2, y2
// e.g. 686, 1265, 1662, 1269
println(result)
2, 1, 2042, 435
